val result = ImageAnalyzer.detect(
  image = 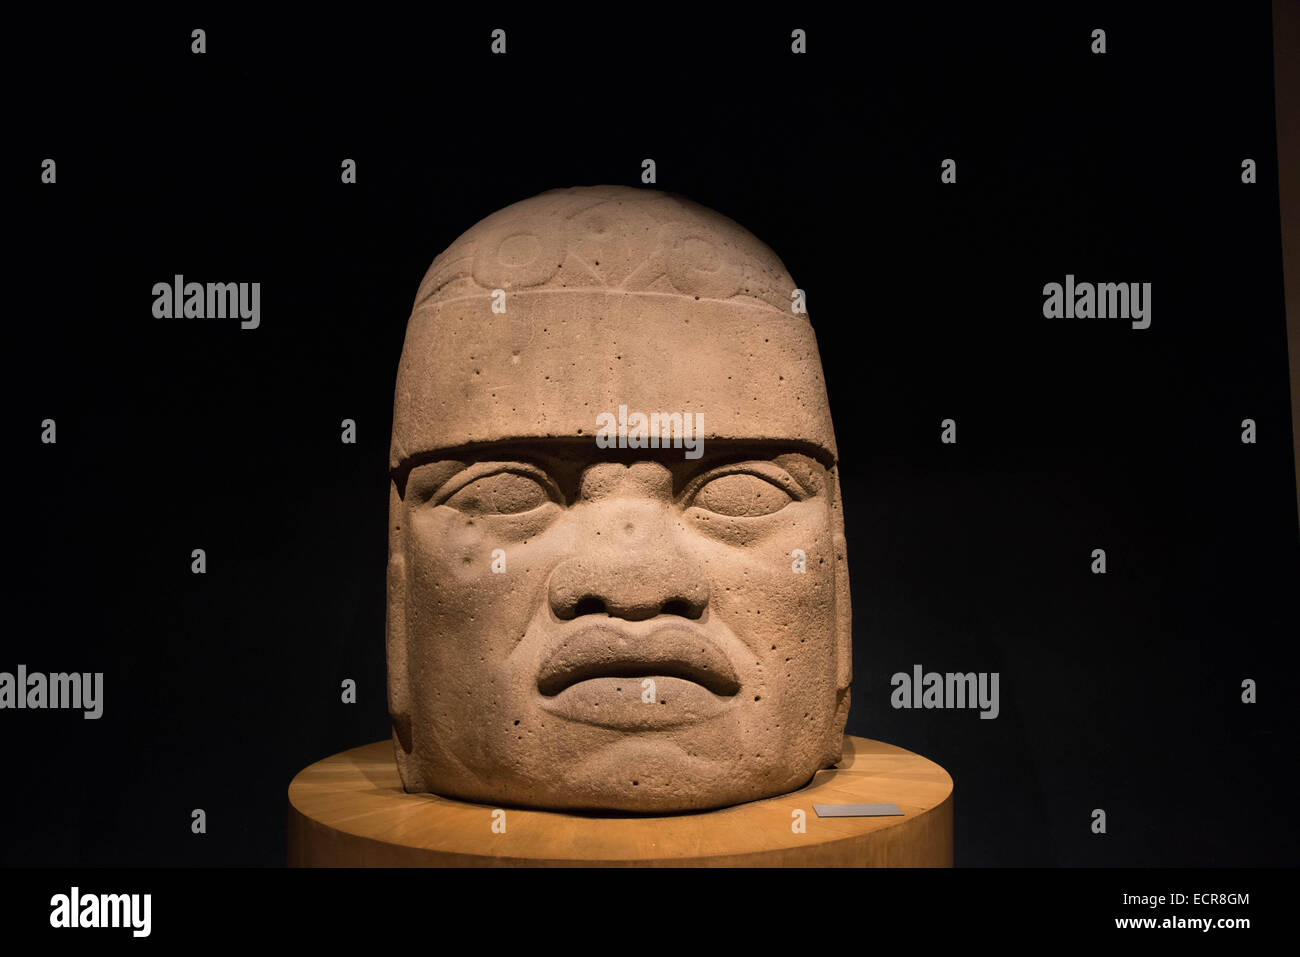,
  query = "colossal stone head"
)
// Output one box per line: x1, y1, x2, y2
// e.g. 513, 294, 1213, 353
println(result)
386, 185, 851, 812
